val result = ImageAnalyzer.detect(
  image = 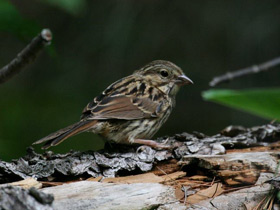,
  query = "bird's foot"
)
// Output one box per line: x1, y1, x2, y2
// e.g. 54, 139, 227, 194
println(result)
136, 145, 150, 153
134, 138, 173, 151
